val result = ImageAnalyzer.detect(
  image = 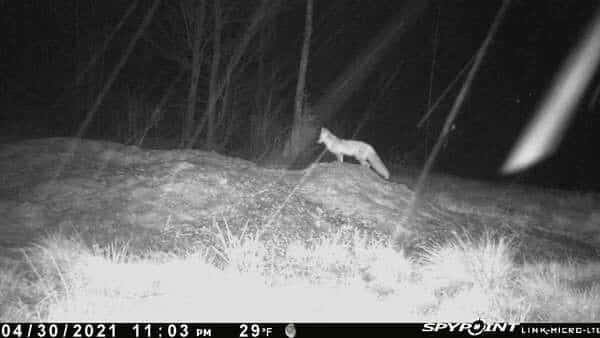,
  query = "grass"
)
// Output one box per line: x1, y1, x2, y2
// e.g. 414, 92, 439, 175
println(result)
1, 224, 599, 322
